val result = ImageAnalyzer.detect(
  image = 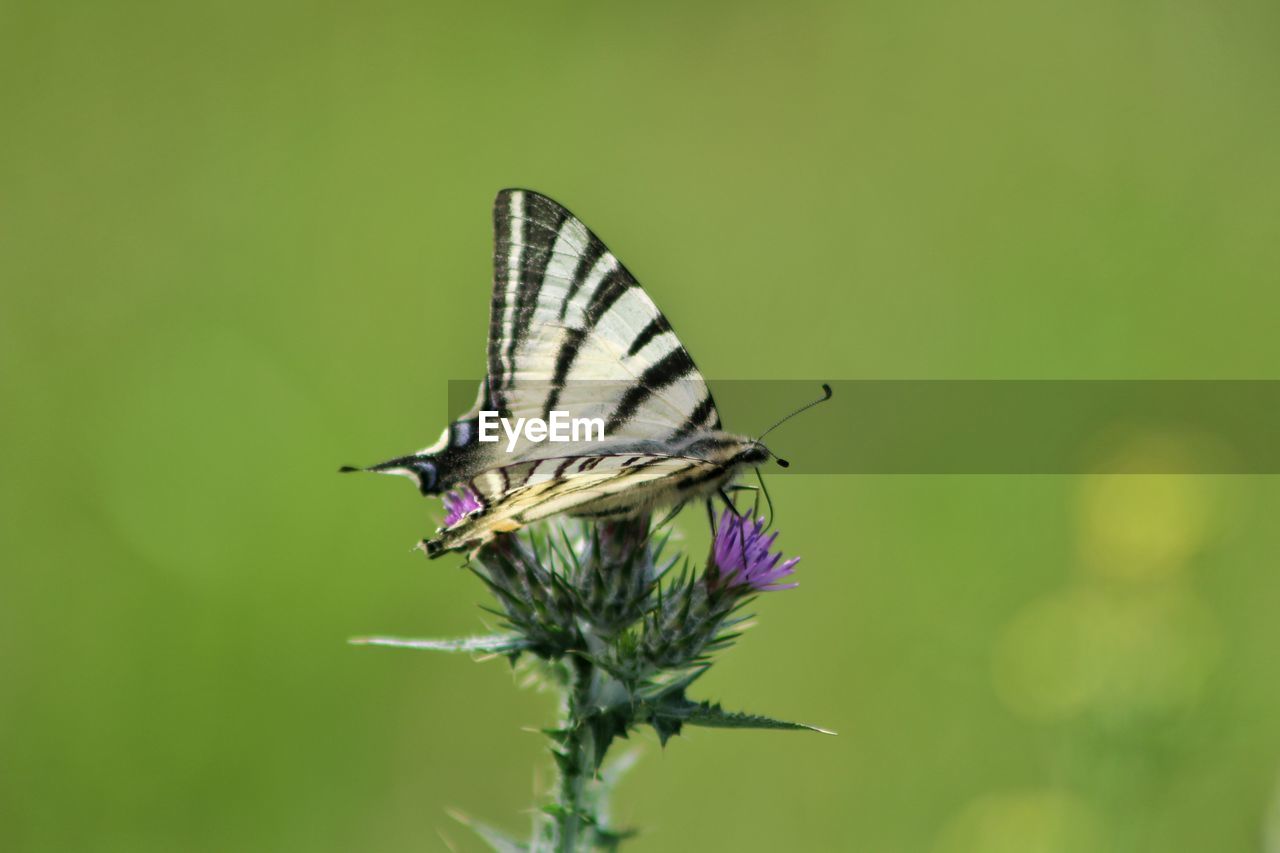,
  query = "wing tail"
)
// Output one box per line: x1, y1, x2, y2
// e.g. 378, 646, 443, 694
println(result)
341, 379, 497, 495
339, 454, 446, 495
